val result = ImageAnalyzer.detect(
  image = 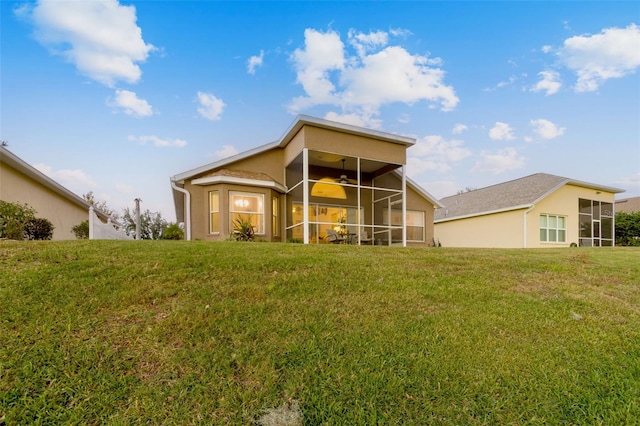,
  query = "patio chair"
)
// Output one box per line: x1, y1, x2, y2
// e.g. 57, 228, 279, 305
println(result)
359, 229, 372, 245
325, 229, 345, 244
